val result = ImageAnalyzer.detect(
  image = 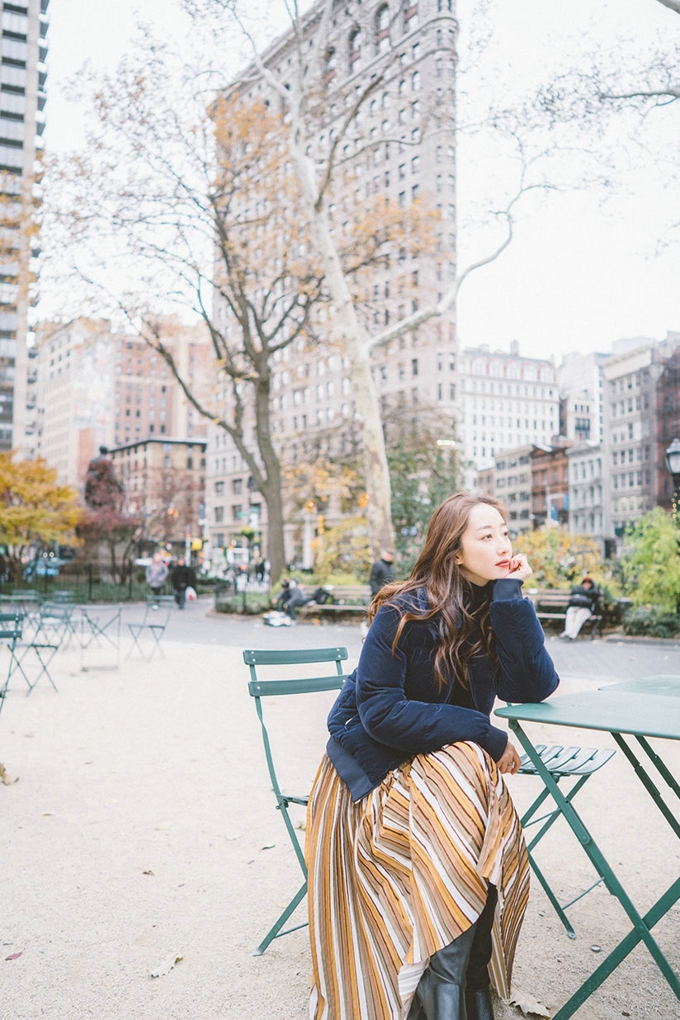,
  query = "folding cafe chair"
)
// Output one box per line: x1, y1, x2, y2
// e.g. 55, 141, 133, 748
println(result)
0, 612, 23, 713
517, 742, 616, 938
11, 601, 71, 694
243, 646, 349, 956
127, 595, 175, 660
